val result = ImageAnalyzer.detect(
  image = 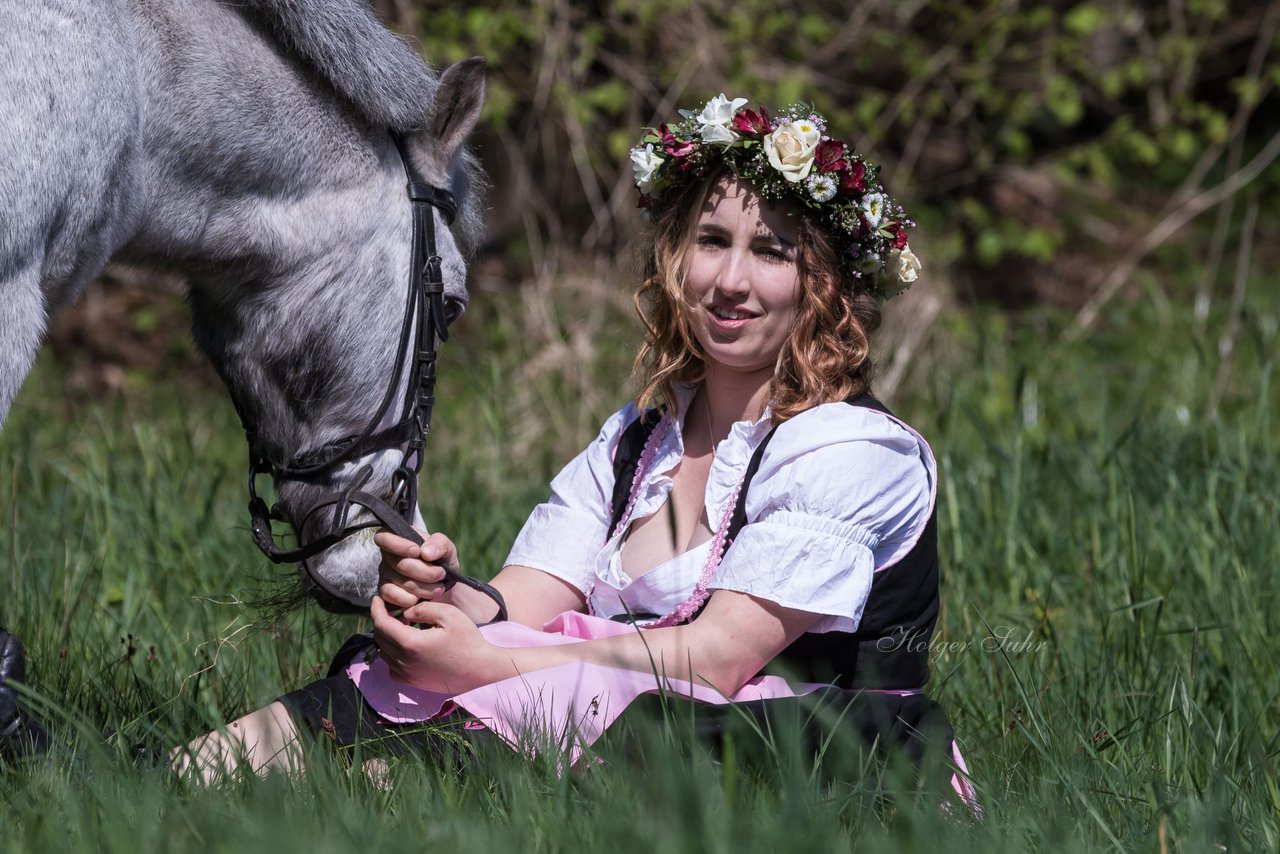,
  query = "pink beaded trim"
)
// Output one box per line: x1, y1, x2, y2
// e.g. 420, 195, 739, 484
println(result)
607, 411, 743, 628
649, 477, 742, 628
612, 414, 672, 542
